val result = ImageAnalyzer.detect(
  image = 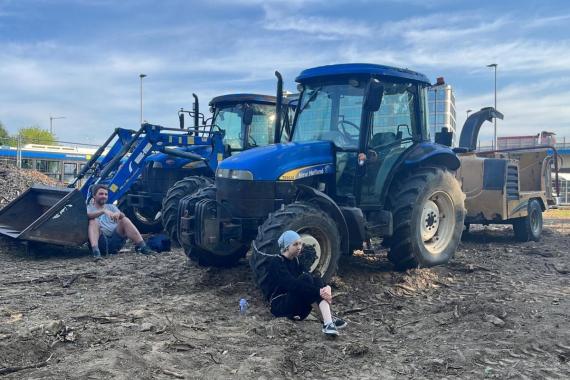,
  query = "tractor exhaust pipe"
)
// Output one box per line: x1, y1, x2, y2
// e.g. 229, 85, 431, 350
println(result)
193, 93, 200, 135
274, 71, 283, 144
